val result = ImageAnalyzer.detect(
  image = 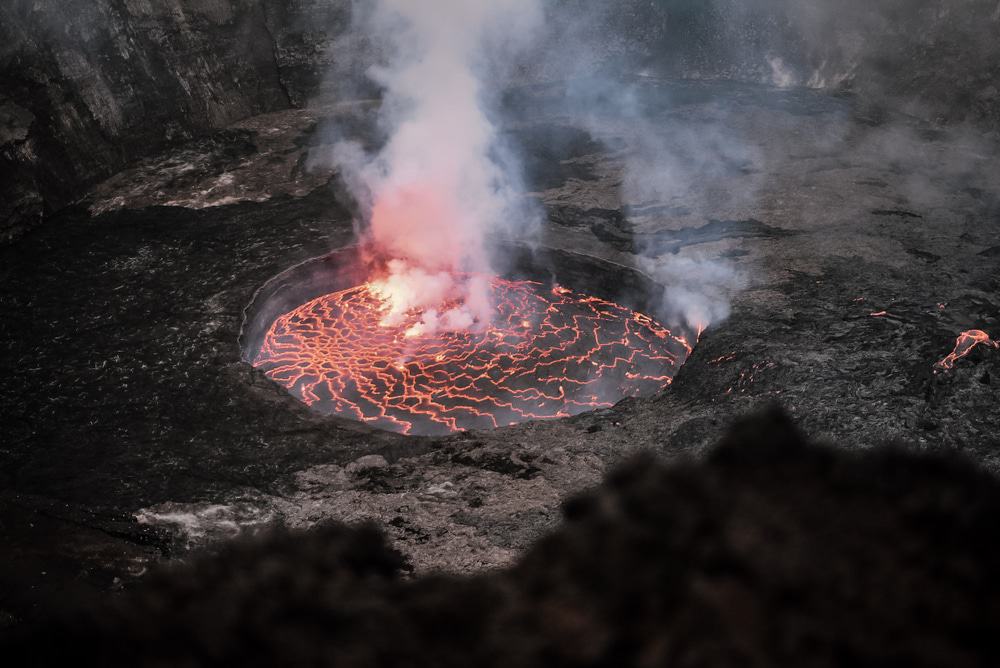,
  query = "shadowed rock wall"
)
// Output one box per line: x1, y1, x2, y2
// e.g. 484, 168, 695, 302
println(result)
0, 0, 345, 243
